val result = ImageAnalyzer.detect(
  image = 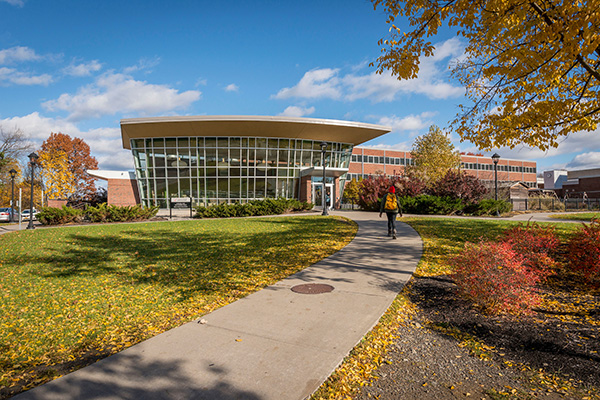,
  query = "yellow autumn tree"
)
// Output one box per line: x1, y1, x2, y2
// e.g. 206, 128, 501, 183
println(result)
371, 0, 600, 151
406, 125, 461, 185
39, 149, 76, 199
